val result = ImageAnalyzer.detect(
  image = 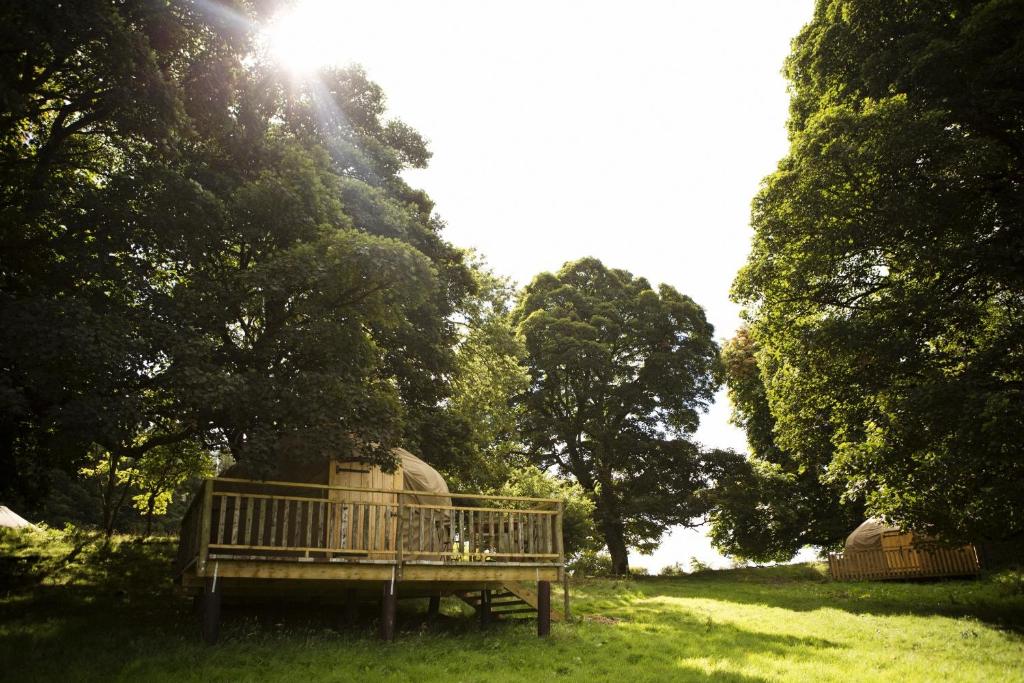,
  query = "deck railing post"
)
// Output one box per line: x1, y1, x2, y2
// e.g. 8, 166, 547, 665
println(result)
395, 492, 405, 579
198, 479, 214, 575
555, 500, 565, 579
